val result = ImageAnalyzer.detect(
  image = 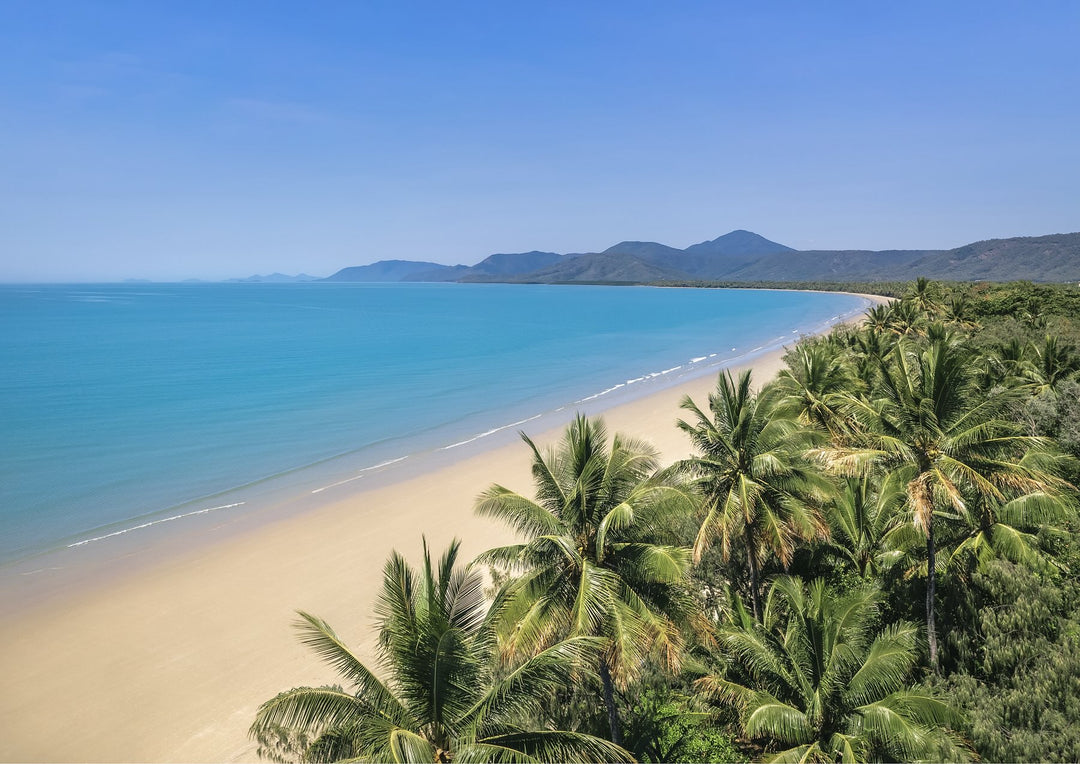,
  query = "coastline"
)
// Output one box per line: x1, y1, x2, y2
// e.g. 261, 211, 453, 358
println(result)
0, 292, 889, 763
